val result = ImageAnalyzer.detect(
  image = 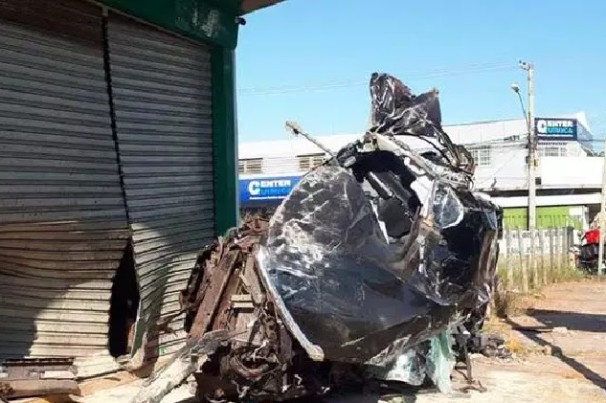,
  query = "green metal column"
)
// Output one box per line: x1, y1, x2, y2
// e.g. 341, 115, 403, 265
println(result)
212, 47, 239, 235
